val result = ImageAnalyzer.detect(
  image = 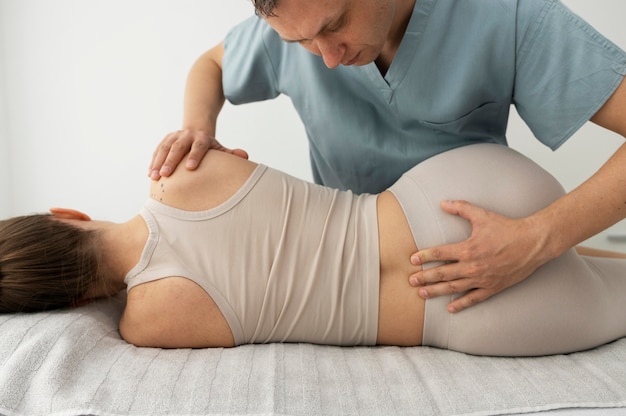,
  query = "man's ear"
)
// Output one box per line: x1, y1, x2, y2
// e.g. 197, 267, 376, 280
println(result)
49, 207, 92, 221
